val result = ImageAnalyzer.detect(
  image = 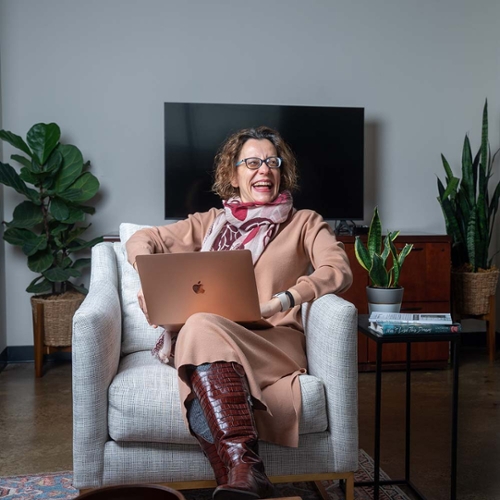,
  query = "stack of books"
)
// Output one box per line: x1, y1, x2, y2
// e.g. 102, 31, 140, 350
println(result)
368, 312, 462, 334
